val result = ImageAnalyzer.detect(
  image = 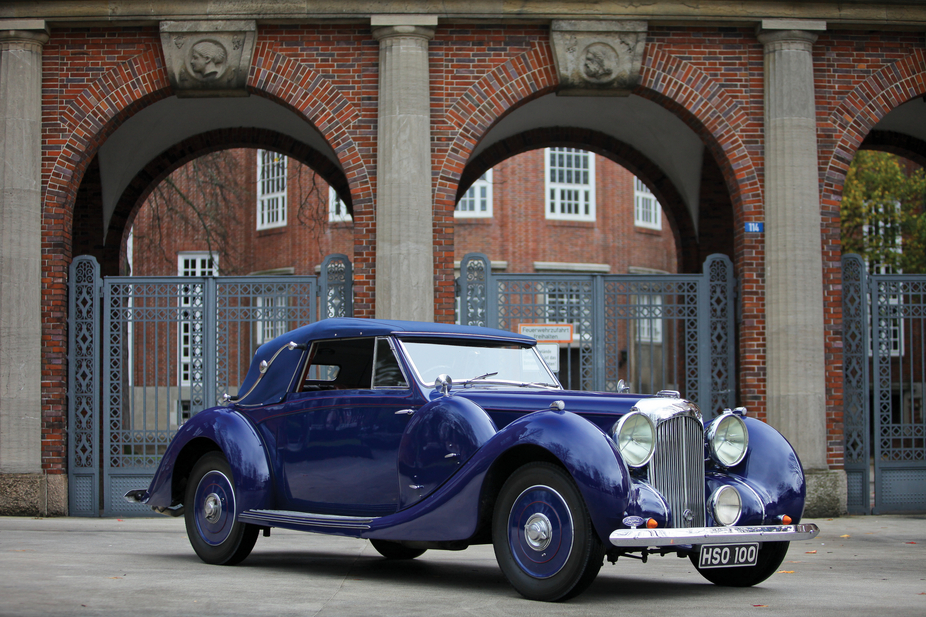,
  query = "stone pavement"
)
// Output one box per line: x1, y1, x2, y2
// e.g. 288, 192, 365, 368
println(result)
0, 514, 923, 617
